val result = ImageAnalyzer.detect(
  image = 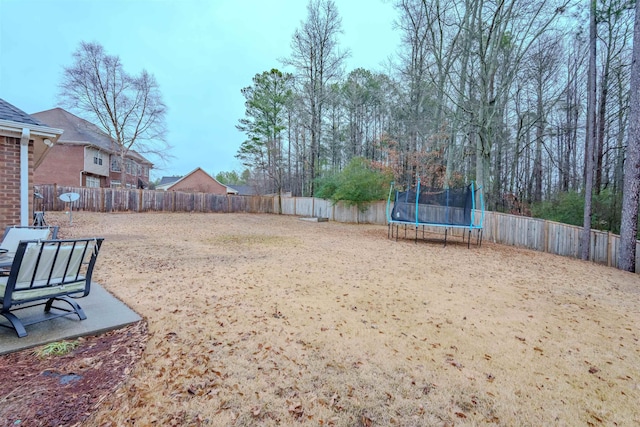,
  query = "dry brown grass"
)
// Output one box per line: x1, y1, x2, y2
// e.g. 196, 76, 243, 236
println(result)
50, 211, 640, 426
